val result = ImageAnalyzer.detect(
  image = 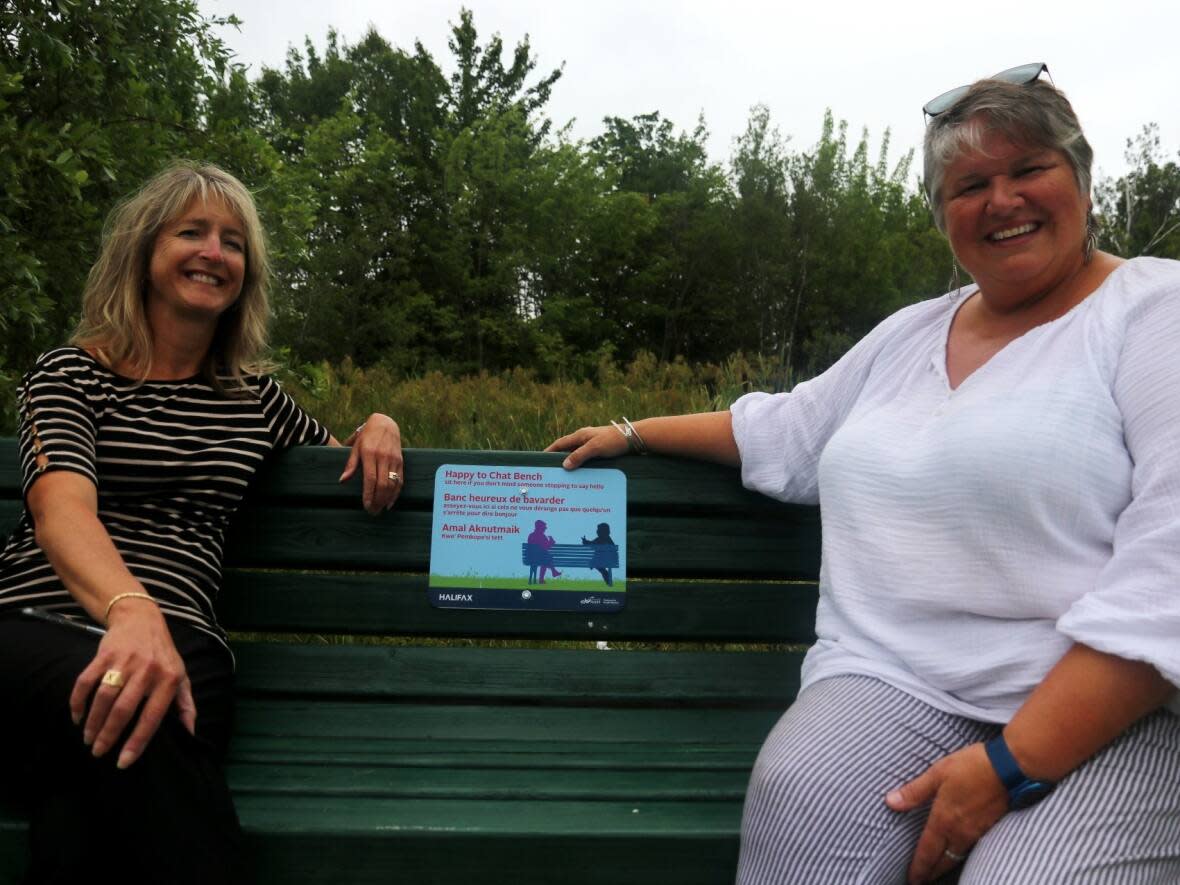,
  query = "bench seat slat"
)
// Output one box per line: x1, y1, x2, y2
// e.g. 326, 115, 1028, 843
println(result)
245, 794, 742, 835
229, 764, 751, 801
233, 644, 804, 707
230, 738, 761, 770
5, 813, 744, 885
233, 699, 783, 743
241, 800, 742, 885
219, 572, 818, 642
